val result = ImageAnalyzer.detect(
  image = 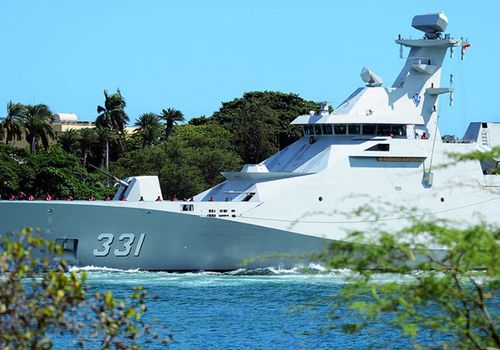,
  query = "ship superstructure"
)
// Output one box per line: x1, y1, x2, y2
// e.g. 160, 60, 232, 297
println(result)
0, 13, 498, 270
